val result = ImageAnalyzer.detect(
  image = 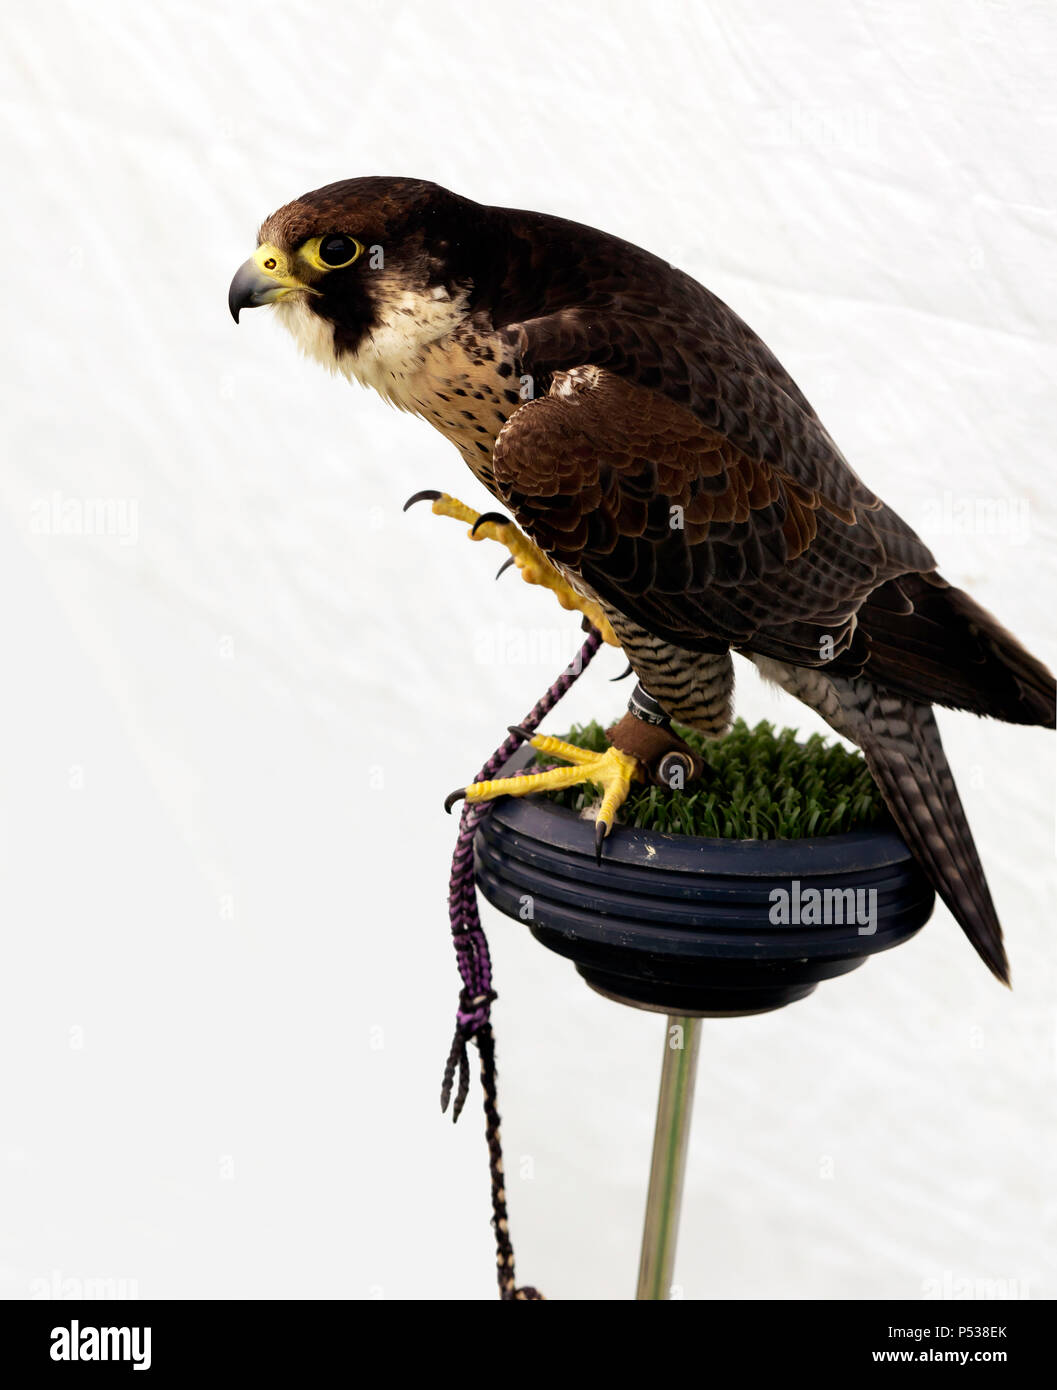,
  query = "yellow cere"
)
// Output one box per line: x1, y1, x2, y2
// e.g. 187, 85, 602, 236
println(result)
251, 237, 364, 293
251, 243, 309, 289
